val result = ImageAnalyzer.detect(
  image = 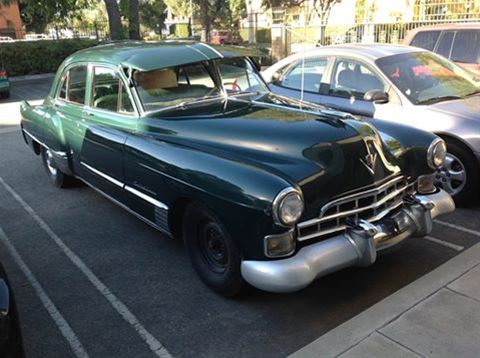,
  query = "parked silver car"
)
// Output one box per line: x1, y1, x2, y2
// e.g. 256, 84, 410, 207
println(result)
262, 44, 480, 205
